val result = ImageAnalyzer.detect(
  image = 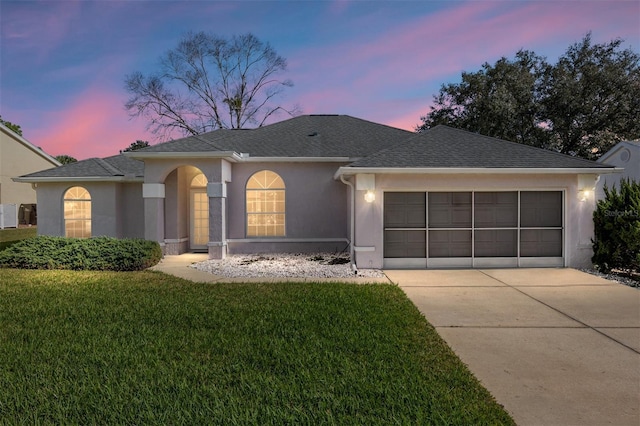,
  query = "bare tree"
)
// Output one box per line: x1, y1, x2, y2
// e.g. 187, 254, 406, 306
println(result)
125, 32, 299, 138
